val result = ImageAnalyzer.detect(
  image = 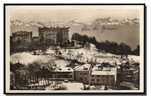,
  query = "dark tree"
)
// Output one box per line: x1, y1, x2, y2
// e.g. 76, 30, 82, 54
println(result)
118, 43, 132, 55
71, 33, 133, 55
132, 45, 140, 56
